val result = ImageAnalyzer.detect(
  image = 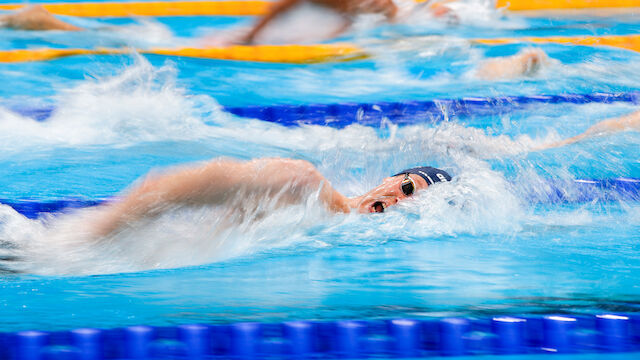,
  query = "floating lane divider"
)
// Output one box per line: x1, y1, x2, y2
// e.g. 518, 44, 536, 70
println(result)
3, 0, 636, 16
11, 91, 640, 125
0, 1, 272, 17
0, 0, 426, 17
1, 315, 640, 359
3, 33, 640, 64
0, 44, 365, 64
496, 0, 640, 11
223, 91, 640, 127
1, 199, 107, 219
3, 178, 640, 218
475, 34, 640, 53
